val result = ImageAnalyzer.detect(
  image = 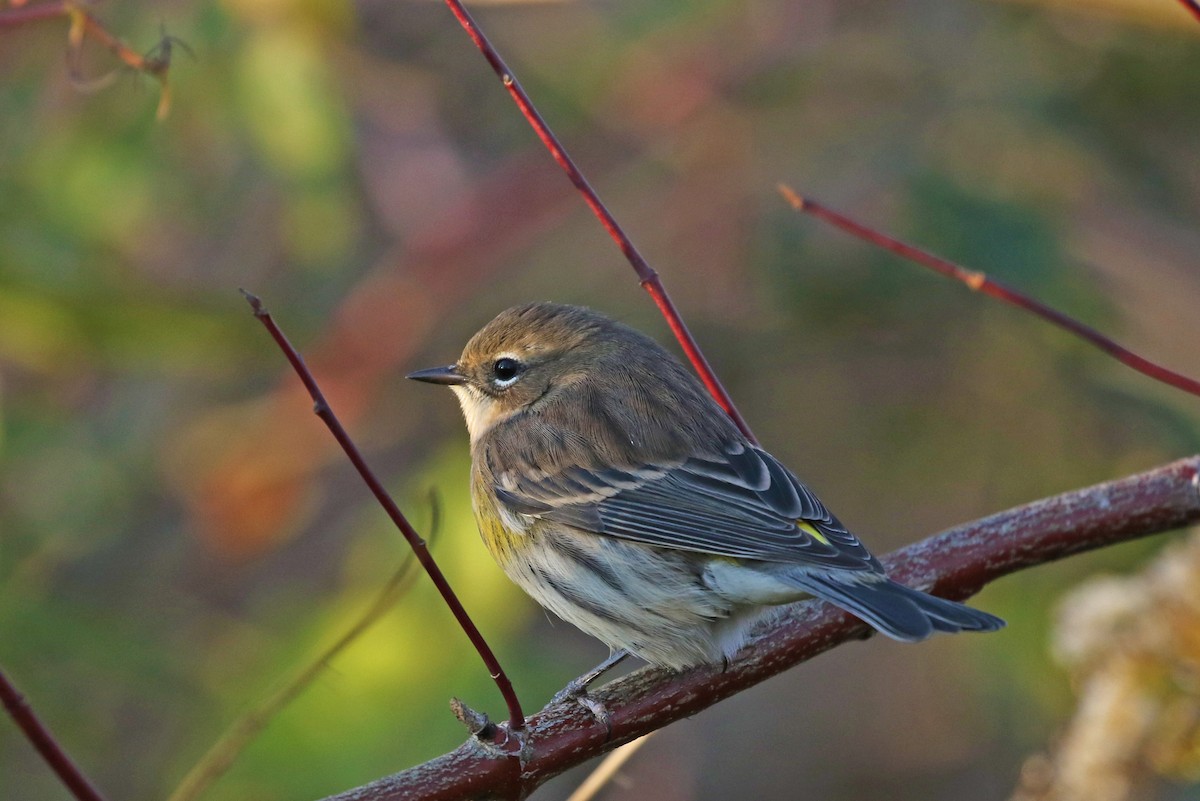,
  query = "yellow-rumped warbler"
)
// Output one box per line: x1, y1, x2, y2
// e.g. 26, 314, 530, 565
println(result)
409, 302, 1003, 674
